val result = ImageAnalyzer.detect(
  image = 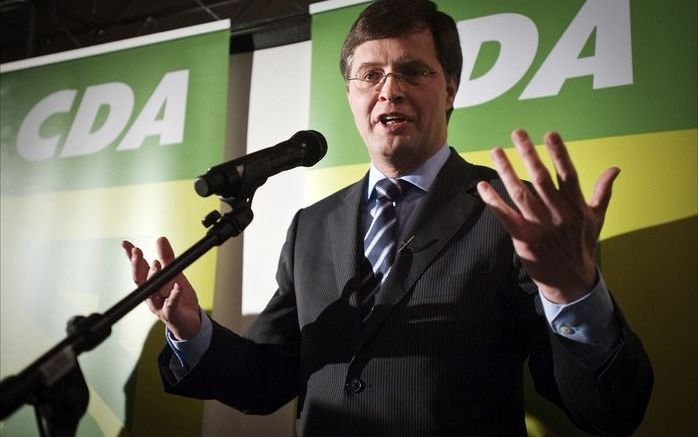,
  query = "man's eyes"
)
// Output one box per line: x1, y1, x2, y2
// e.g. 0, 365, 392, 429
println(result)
400, 68, 425, 79
359, 69, 426, 81
361, 71, 383, 81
